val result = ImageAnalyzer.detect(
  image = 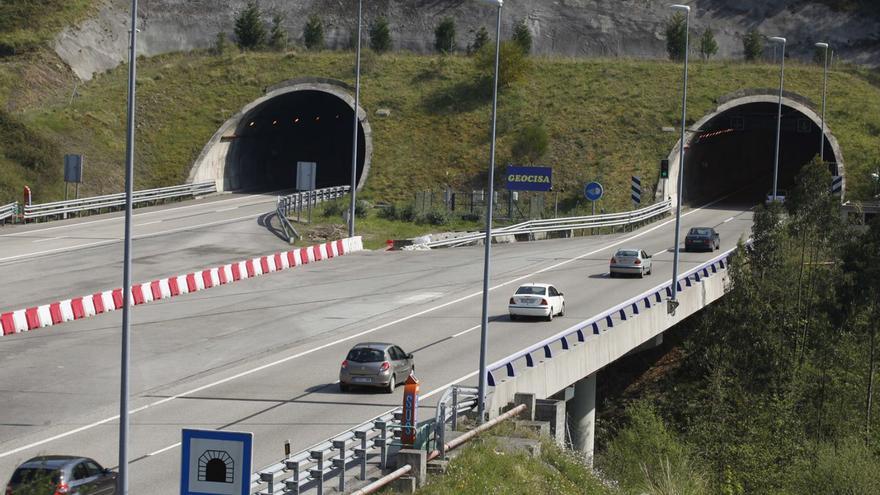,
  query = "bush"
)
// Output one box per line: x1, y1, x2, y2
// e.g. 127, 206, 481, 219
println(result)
304, 15, 324, 50
474, 41, 530, 90
213, 32, 230, 56
434, 17, 456, 54
369, 17, 392, 54
665, 12, 688, 61
421, 208, 451, 226
512, 122, 549, 163
792, 438, 880, 494
511, 19, 532, 55
355, 199, 369, 219
742, 29, 763, 61
321, 198, 345, 218
699, 27, 718, 60
234, 1, 266, 50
